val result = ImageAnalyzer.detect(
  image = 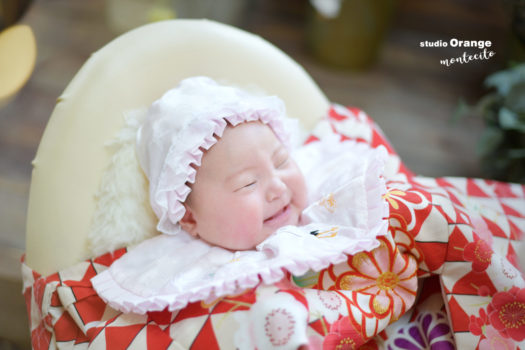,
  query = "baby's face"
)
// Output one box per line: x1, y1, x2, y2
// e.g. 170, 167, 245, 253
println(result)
181, 121, 307, 250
